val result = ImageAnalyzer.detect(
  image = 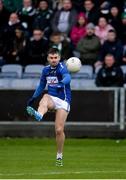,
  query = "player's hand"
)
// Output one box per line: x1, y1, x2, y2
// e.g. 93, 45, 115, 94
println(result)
27, 97, 35, 106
